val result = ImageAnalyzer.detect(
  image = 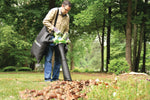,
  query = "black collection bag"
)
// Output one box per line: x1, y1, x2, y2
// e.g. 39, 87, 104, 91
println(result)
31, 9, 59, 63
